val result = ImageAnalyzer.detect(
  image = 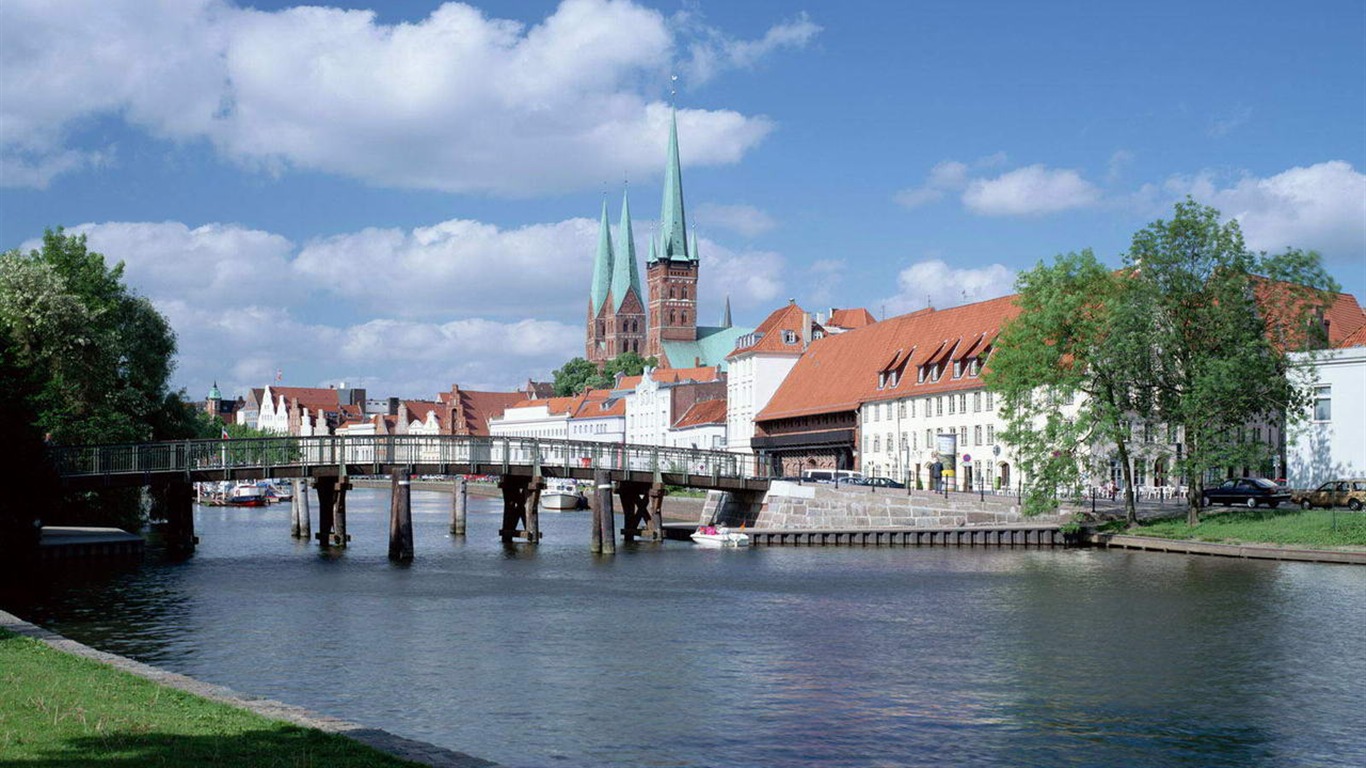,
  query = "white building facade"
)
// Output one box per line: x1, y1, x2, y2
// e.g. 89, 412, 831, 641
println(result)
1287, 345, 1366, 487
